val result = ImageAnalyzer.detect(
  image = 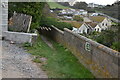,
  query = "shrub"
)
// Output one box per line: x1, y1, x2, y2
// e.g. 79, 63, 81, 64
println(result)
111, 41, 120, 52
40, 16, 73, 30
